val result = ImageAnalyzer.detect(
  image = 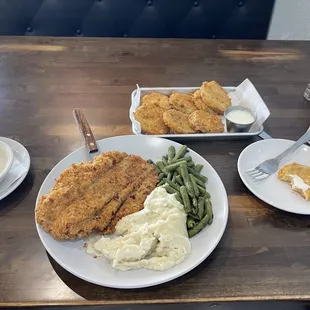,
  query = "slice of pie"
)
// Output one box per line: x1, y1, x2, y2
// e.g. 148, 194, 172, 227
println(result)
278, 162, 310, 200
